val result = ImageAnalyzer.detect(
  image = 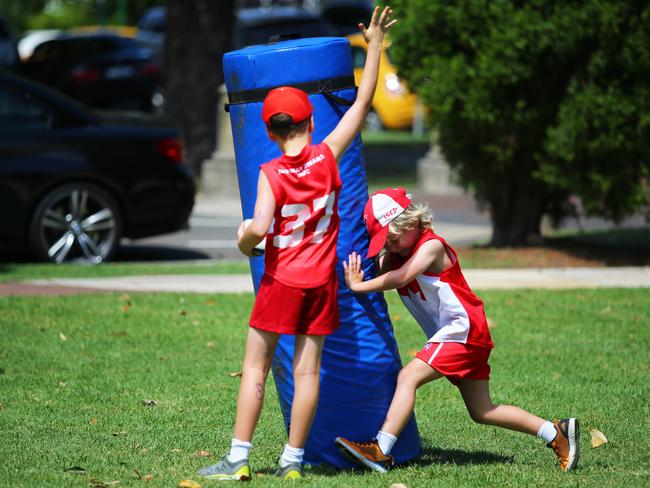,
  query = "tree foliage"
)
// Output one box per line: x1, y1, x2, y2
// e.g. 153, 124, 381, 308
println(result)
387, 0, 650, 245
